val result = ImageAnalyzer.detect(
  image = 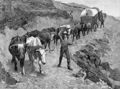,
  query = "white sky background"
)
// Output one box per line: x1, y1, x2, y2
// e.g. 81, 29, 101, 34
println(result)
55, 0, 120, 17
